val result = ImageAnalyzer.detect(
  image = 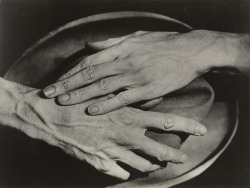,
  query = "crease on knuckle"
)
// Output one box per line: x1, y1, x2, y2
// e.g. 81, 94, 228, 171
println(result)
59, 142, 77, 158
118, 92, 131, 106
60, 78, 69, 90
82, 66, 96, 80
98, 161, 111, 173
81, 57, 91, 69
75, 91, 84, 100
98, 78, 110, 91
62, 71, 71, 80
157, 149, 169, 161
118, 109, 138, 126
164, 114, 174, 129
